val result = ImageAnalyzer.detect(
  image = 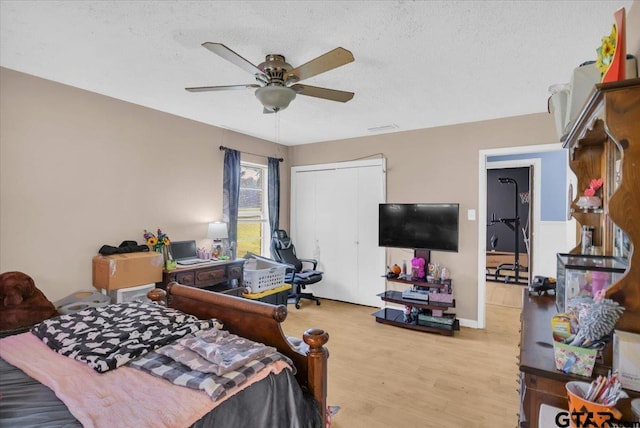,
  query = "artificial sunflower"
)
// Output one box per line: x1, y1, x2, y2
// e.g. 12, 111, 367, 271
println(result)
596, 24, 617, 77
143, 228, 171, 251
